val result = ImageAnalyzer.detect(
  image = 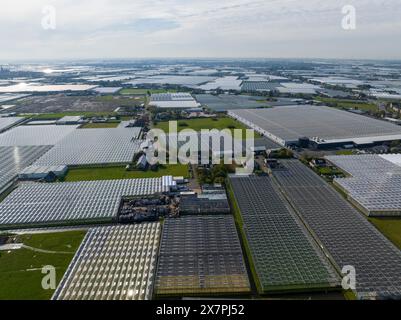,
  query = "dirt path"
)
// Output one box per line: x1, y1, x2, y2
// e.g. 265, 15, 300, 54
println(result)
22, 245, 74, 255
